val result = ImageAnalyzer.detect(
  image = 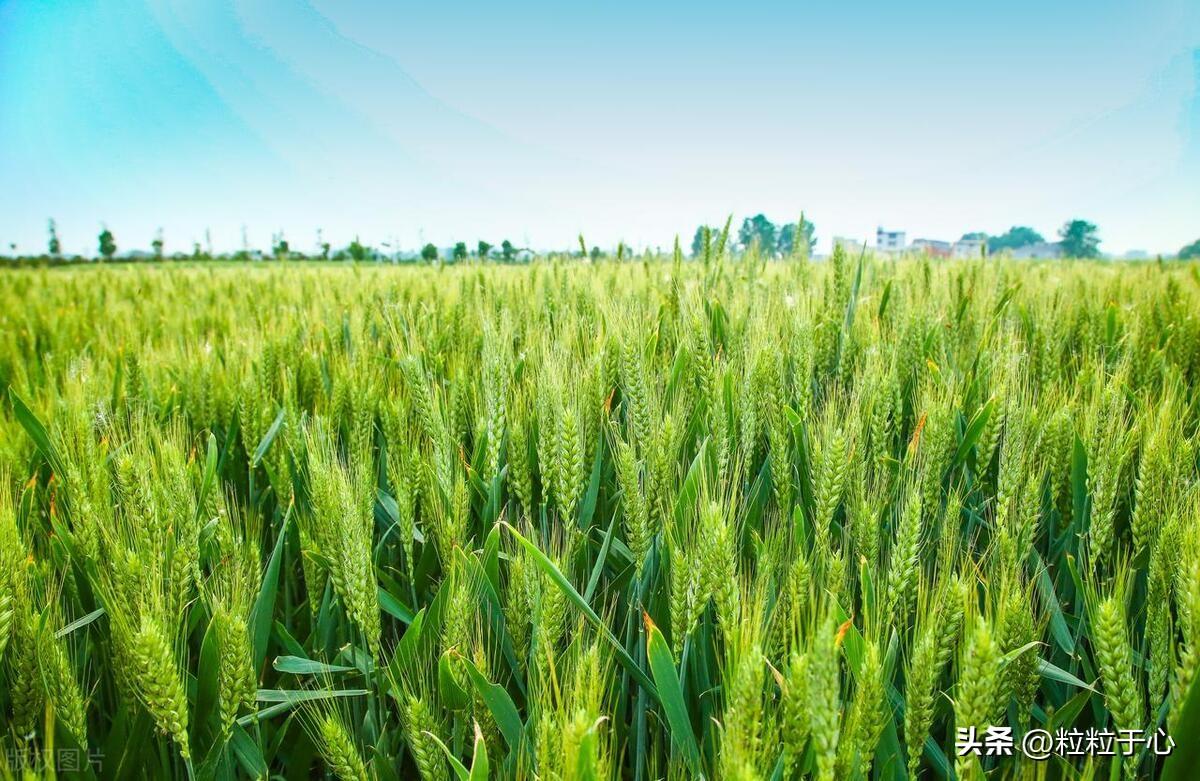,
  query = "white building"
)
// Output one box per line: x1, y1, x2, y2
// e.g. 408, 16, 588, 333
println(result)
953, 238, 987, 258
876, 227, 906, 253
1009, 242, 1063, 259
